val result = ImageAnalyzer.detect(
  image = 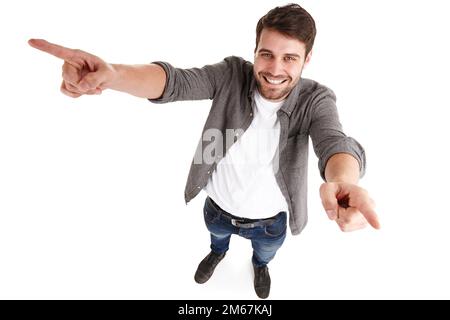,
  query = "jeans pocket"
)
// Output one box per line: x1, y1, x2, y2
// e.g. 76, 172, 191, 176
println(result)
204, 198, 220, 224
264, 212, 287, 237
